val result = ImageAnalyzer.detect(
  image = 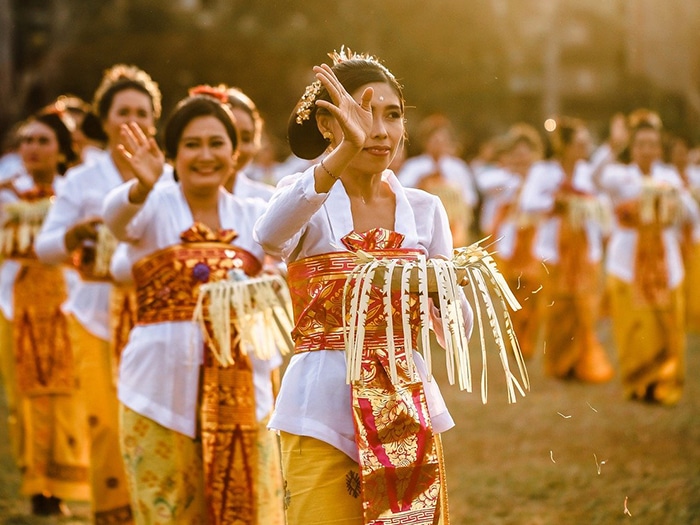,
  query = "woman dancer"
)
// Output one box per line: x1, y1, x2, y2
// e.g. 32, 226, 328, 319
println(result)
104, 92, 282, 524
255, 49, 473, 525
